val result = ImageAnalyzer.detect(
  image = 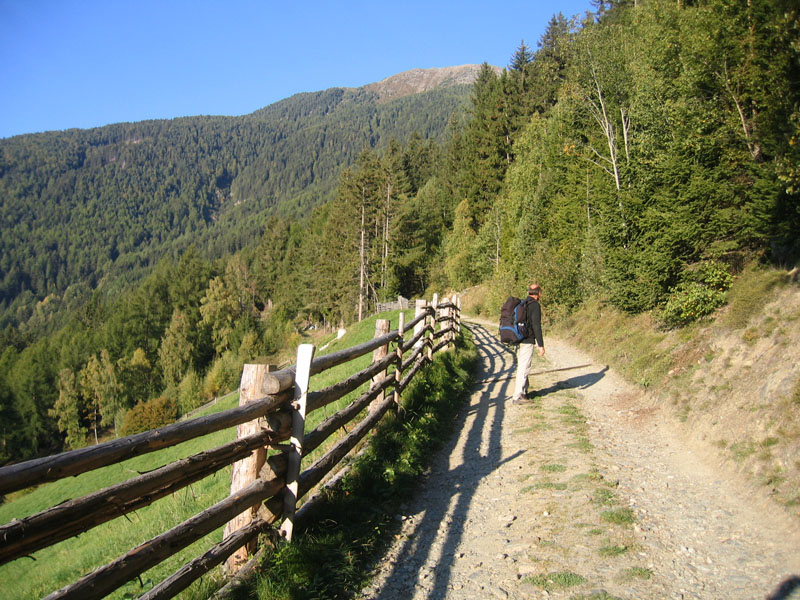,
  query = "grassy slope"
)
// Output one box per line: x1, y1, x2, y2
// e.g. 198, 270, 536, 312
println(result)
0, 308, 429, 600
551, 266, 800, 515
0, 394, 241, 600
